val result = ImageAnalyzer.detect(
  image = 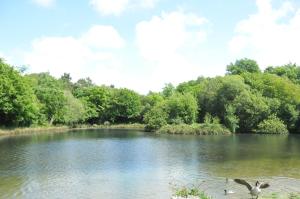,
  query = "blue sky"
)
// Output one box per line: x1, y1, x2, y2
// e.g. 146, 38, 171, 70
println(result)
1, 0, 300, 93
